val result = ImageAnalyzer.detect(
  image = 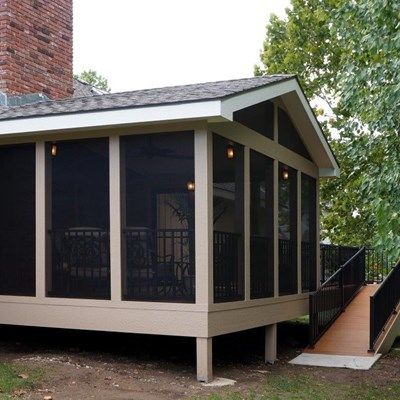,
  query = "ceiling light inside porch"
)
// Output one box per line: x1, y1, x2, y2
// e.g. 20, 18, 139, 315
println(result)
226, 145, 235, 159
51, 142, 58, 157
